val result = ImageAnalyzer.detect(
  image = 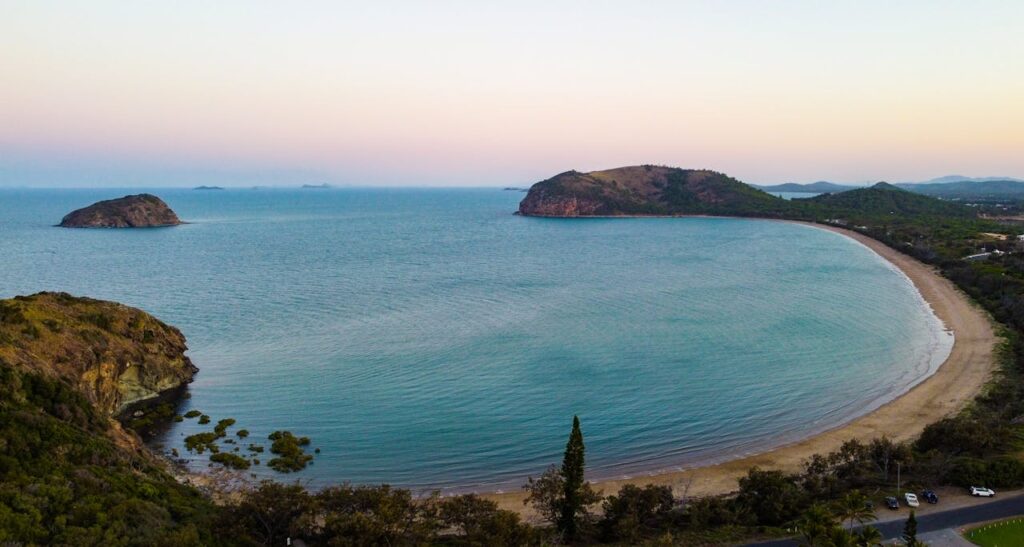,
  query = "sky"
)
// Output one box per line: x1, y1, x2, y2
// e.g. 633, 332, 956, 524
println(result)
1, 1, 1023, 187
